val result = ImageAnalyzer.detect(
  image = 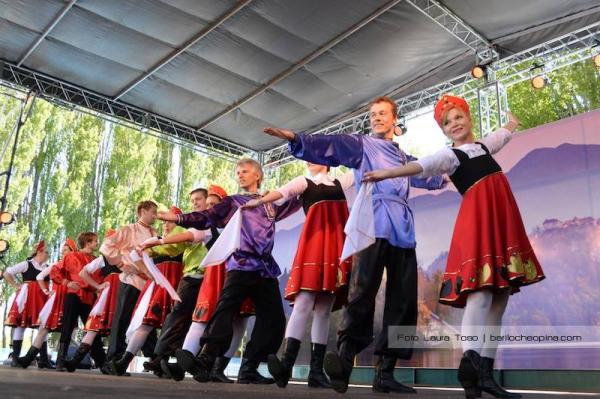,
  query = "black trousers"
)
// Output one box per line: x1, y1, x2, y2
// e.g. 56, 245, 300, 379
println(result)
201, 270, 285, 362
106, 282, 157, 360
154, 276, 202, 357
338, 238, 417, 359
59, 293, 105, 363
